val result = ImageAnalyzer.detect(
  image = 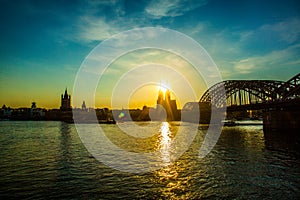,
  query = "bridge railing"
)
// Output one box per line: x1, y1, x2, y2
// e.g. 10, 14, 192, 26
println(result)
199, 72, 300, 109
